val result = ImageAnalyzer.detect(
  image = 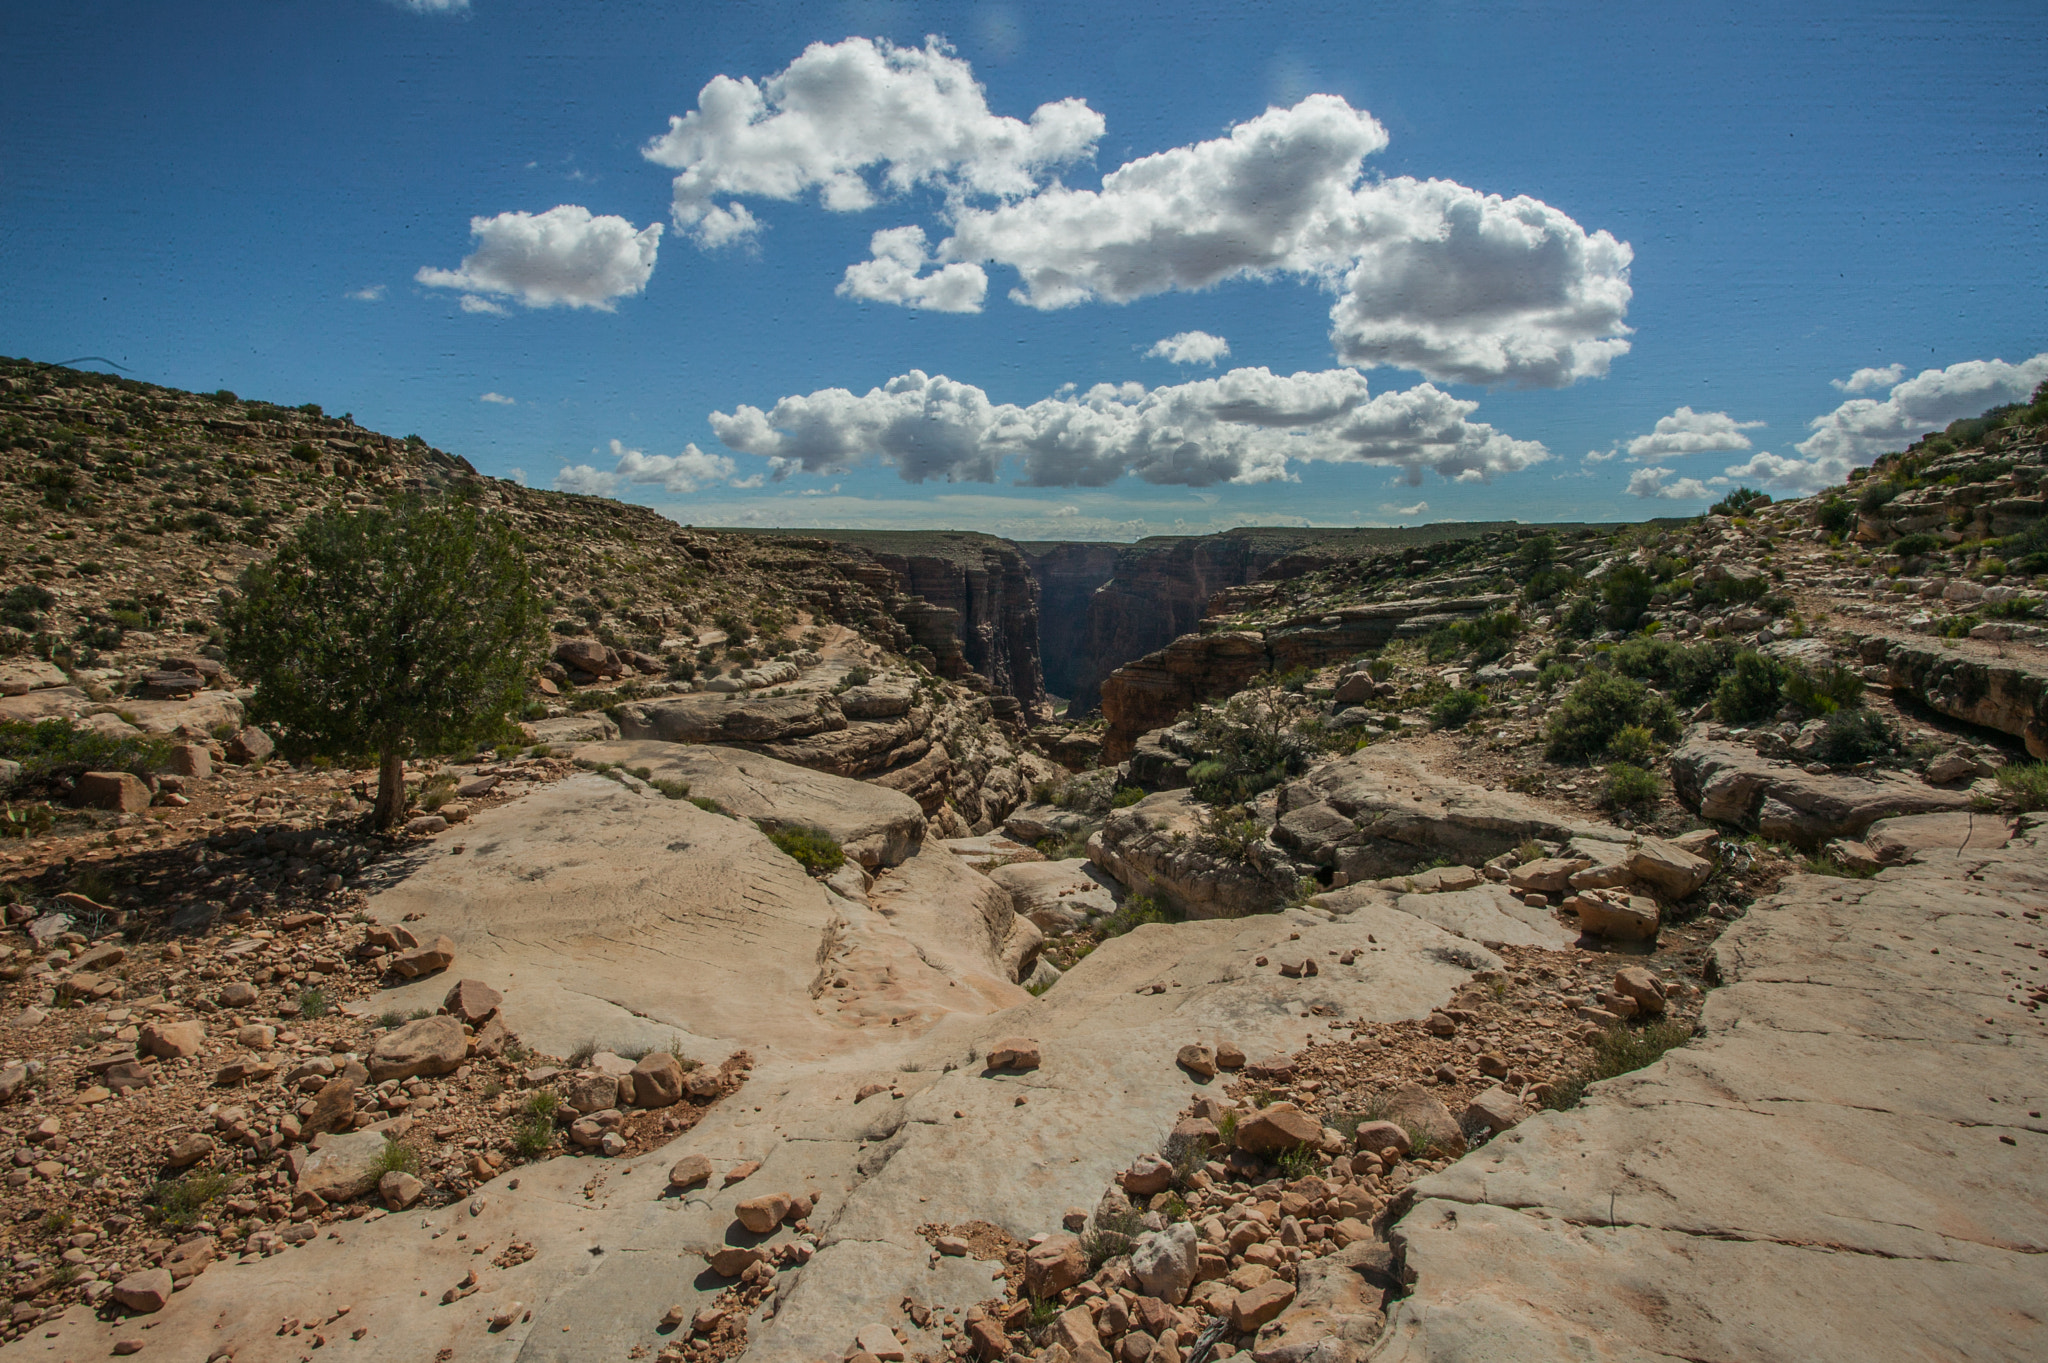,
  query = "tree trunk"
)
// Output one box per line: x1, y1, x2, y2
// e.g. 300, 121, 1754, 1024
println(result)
373, 750, 406, 830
